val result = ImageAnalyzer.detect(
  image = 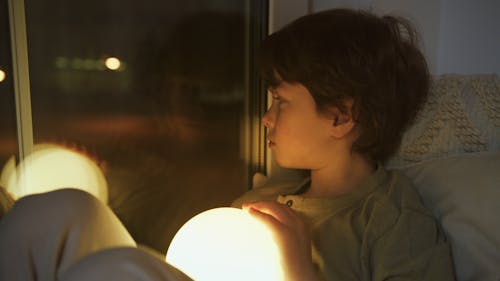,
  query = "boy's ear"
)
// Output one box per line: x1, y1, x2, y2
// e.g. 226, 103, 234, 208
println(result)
328, 98, 356, 139
330, 112, 355, 139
